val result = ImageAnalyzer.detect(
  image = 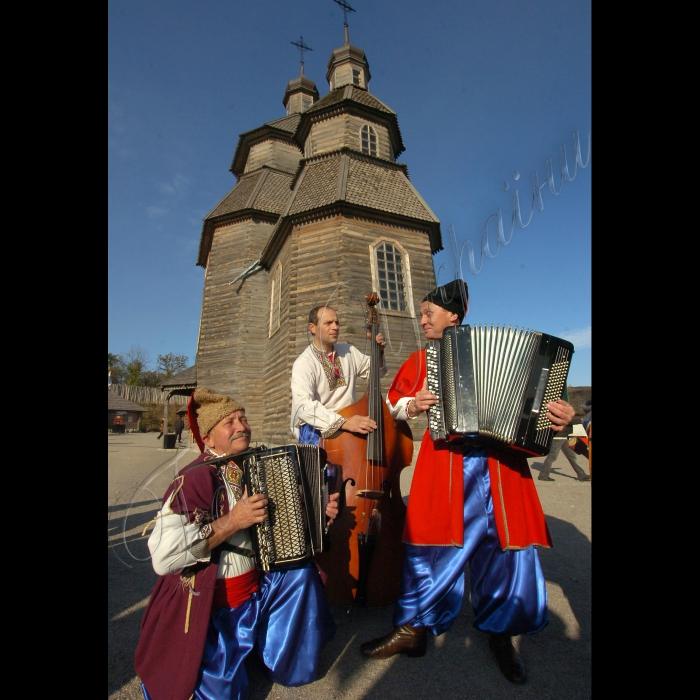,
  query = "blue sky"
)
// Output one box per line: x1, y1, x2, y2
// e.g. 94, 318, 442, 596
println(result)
108, 0, 591, 386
